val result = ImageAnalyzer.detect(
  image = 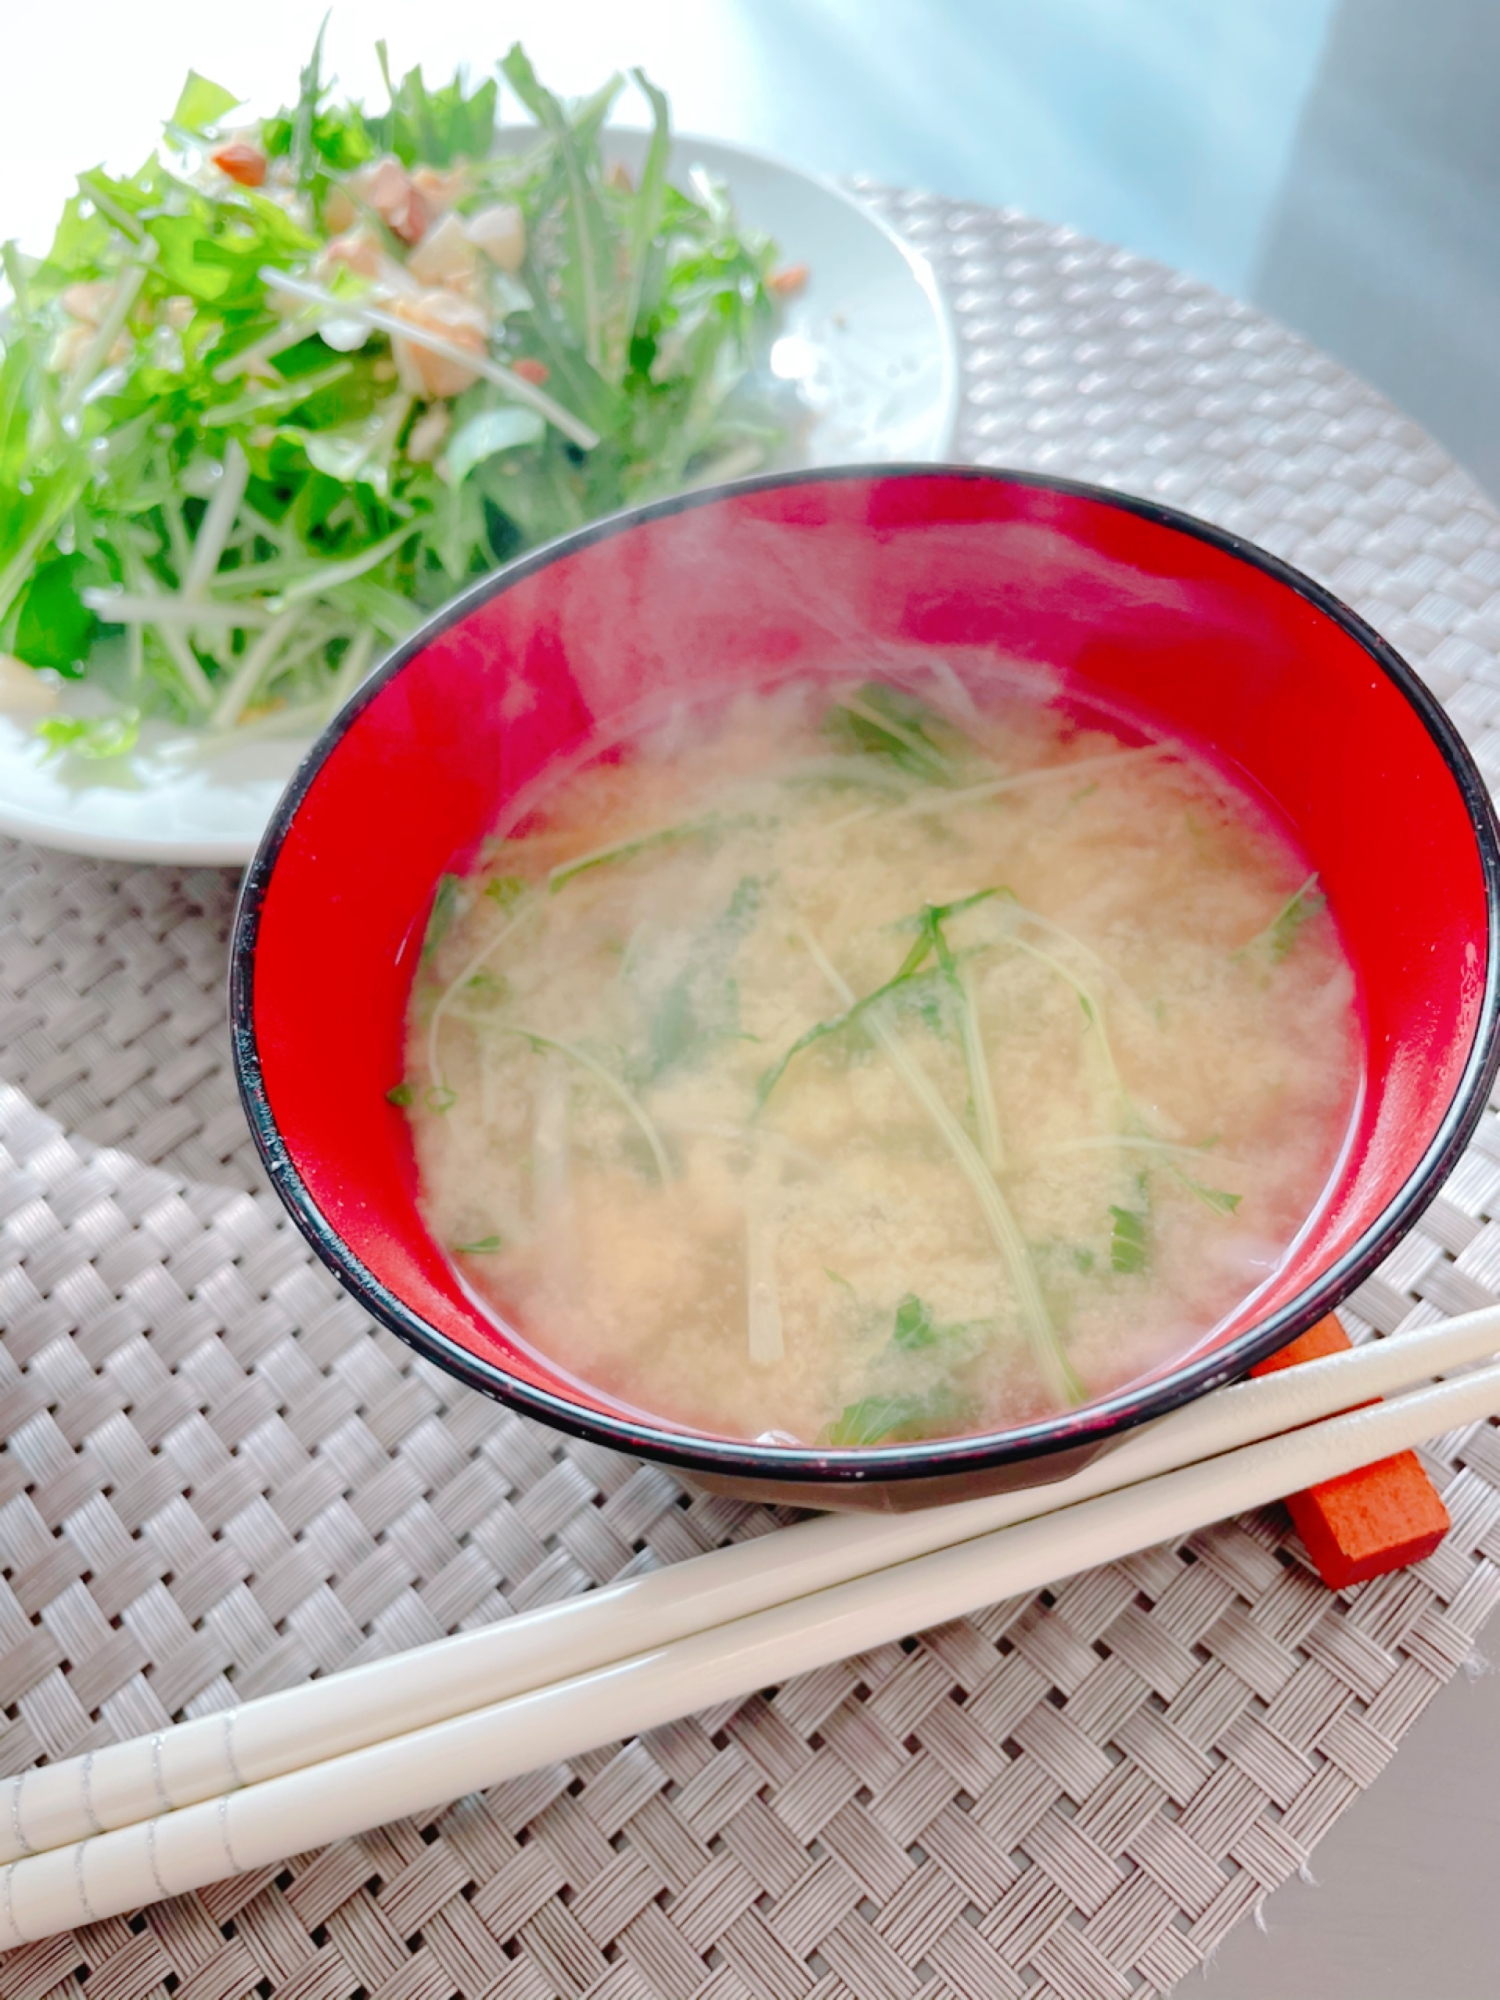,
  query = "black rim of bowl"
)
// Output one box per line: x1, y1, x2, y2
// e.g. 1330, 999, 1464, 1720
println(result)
230, 463, 1500, 1488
